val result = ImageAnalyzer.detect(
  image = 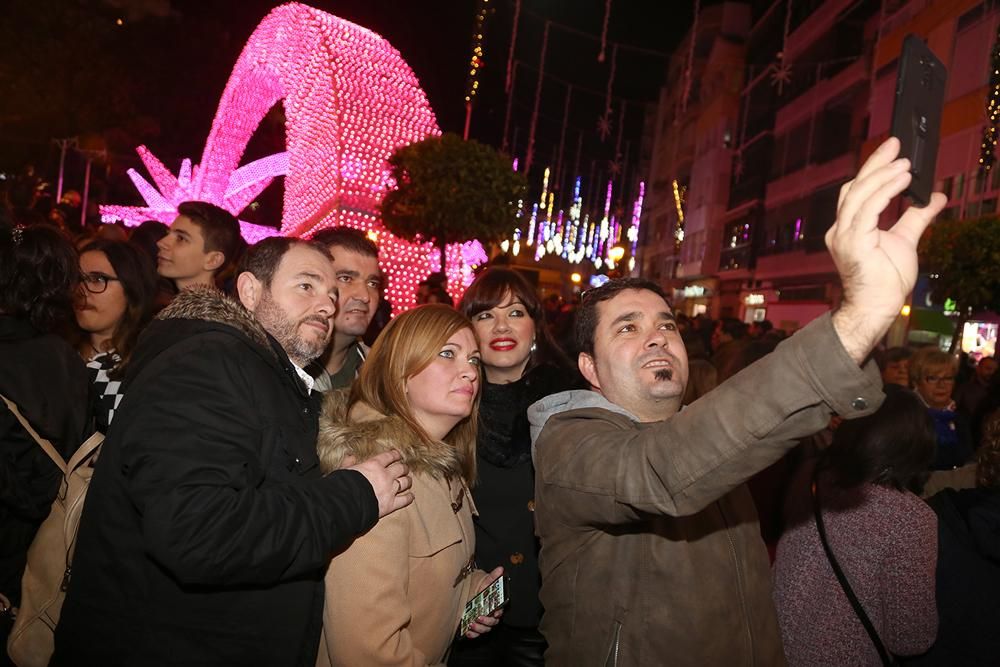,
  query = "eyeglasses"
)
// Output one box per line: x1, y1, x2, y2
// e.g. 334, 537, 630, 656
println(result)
923, 375, 956, 384
81, 272, 121, 294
